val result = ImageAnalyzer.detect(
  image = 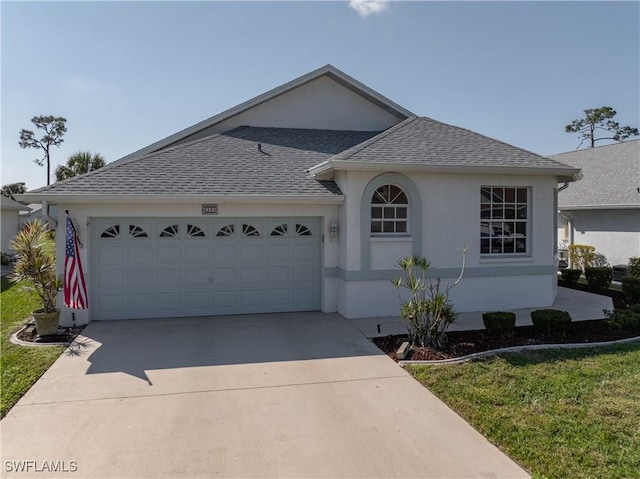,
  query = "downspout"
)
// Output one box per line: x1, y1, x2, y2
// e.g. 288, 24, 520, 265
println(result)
557, 182, 569, 192
42, 200, 58, 229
